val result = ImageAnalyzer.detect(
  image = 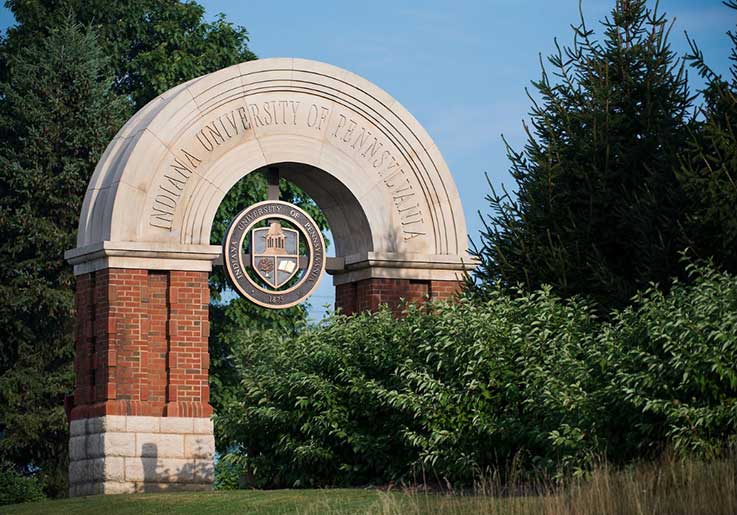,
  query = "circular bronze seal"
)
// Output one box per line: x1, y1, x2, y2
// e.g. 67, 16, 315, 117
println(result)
223, 200, 326, 309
